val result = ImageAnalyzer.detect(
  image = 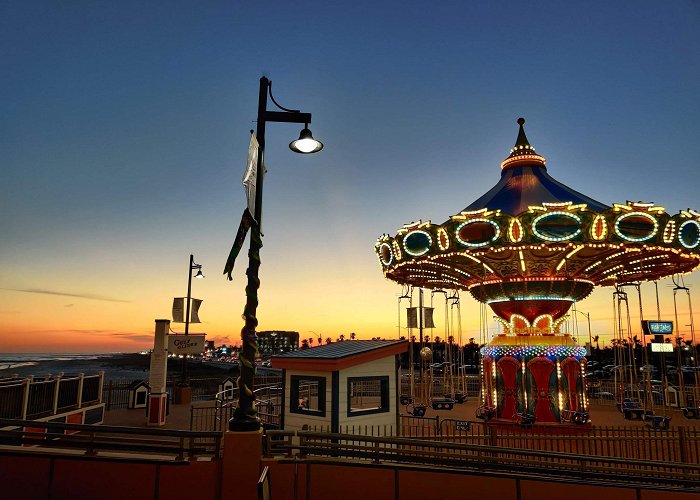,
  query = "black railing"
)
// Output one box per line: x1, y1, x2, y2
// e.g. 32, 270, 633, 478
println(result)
0, 418, 222, 460
265, 429, 700, 488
